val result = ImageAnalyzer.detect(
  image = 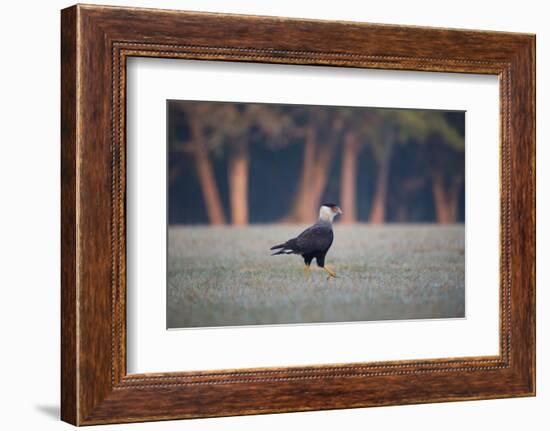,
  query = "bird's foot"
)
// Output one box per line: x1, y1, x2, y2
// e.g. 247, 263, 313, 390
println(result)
303, 264, 312, 280
323, 266, 337, 281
